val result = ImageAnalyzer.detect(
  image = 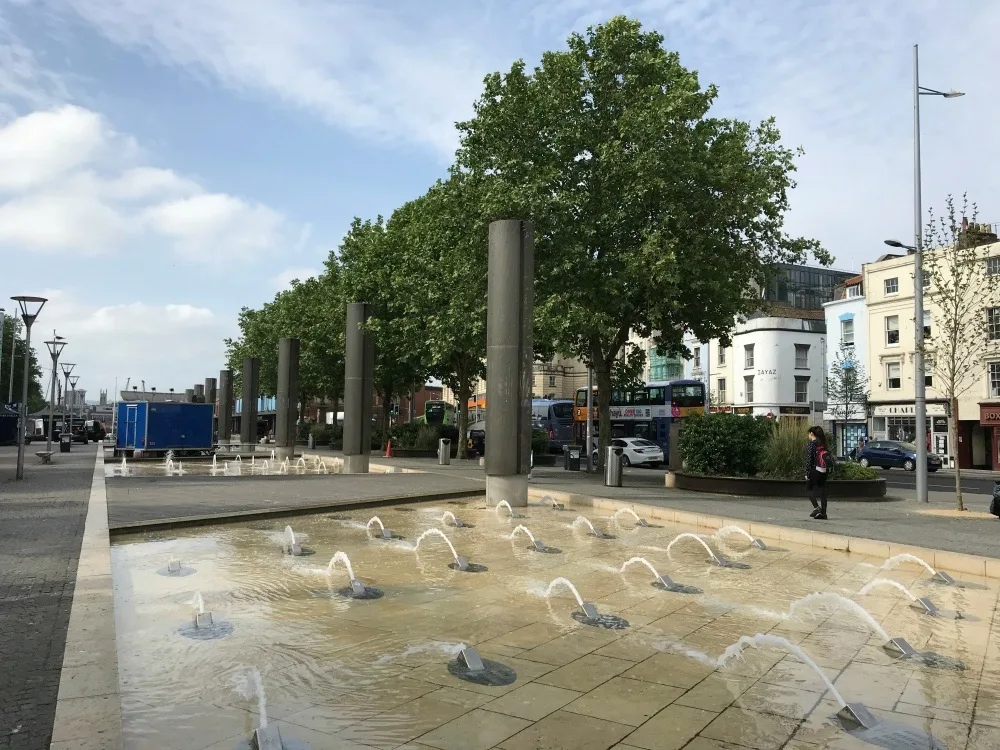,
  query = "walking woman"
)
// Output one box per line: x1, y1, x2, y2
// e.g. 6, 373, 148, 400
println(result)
804, 425, 831, 520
